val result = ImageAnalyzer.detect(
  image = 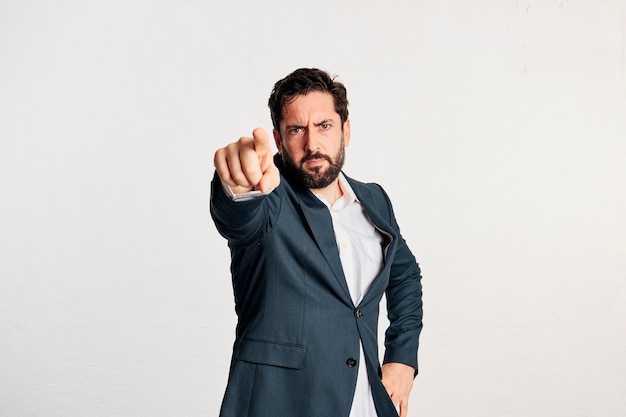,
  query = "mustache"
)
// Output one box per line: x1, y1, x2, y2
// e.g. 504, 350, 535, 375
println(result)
300, 152, 332, 165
